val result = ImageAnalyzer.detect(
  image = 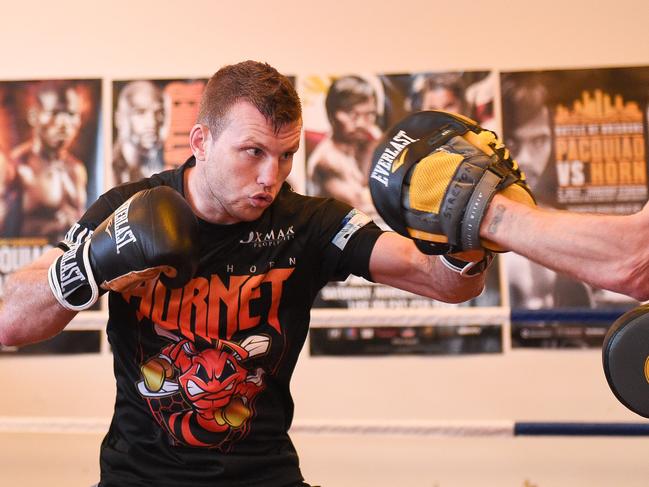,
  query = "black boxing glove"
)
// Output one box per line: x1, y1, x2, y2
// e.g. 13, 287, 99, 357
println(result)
48, 186, 200, 311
